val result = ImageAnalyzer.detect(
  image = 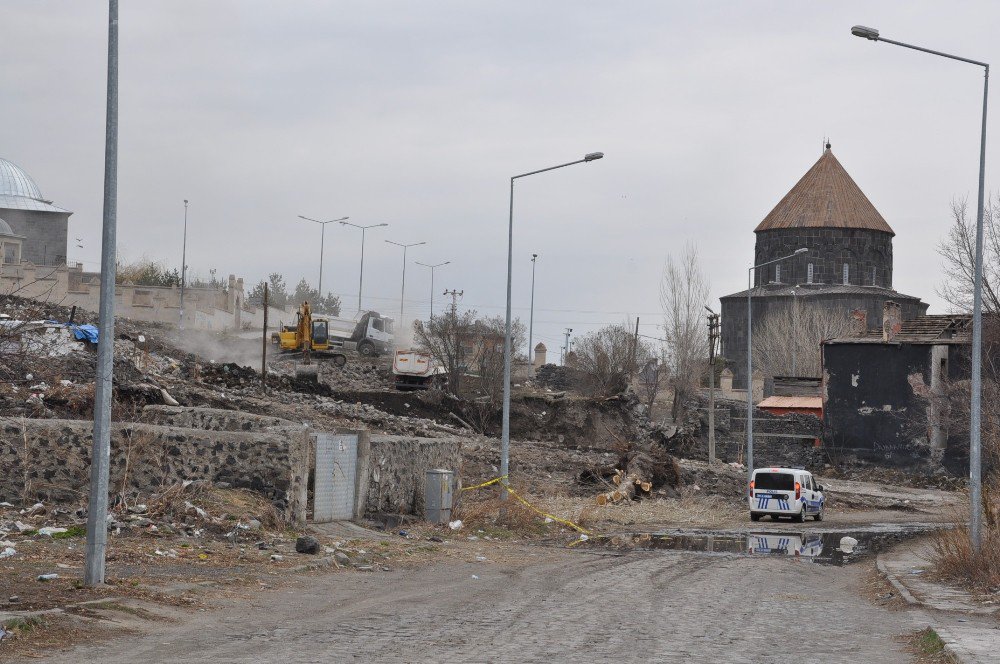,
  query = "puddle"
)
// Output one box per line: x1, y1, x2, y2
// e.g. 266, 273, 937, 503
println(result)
578, 525, 938, 566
